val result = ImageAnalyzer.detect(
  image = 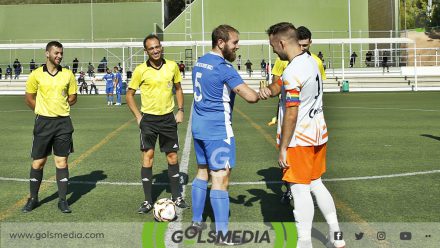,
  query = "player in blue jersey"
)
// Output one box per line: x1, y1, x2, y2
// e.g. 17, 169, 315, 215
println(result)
102, 68, 115, 105
190, 24, 259, 245
113, 66, 123, 106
